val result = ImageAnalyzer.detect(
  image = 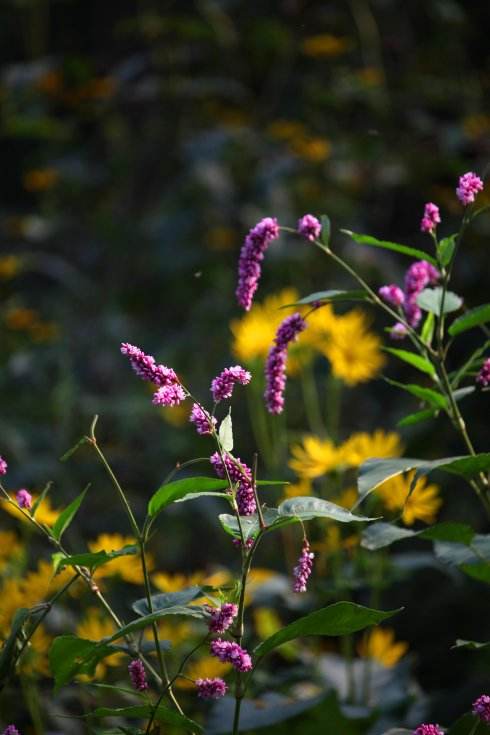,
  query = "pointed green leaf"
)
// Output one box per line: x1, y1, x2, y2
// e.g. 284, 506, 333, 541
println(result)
90, 705, 201, 731
341, 230, 437, 264
148, 477, 229, 517
320, 214, 331, 247
417, 287, 463, 315
283, 289, 369, 308
449, 304, 490, 337
460, 562, 490, 584
384, 348, 435, 377
385, 378, 447, 409
49, 635, 119, 691
361, 523, 417, 550
219, 413, 233, 452
51, 486, 89, 542
397, 408, 437, 427
0, 608, 31, 680
254, 602, 401, 659
53, 545, 138, 572
103, 606, 206, 644
31, 482, 52, 517
437, 235, 456, 267
132, 587, 204, 616
278, 496, 376, 523
421, 311, 435, 345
